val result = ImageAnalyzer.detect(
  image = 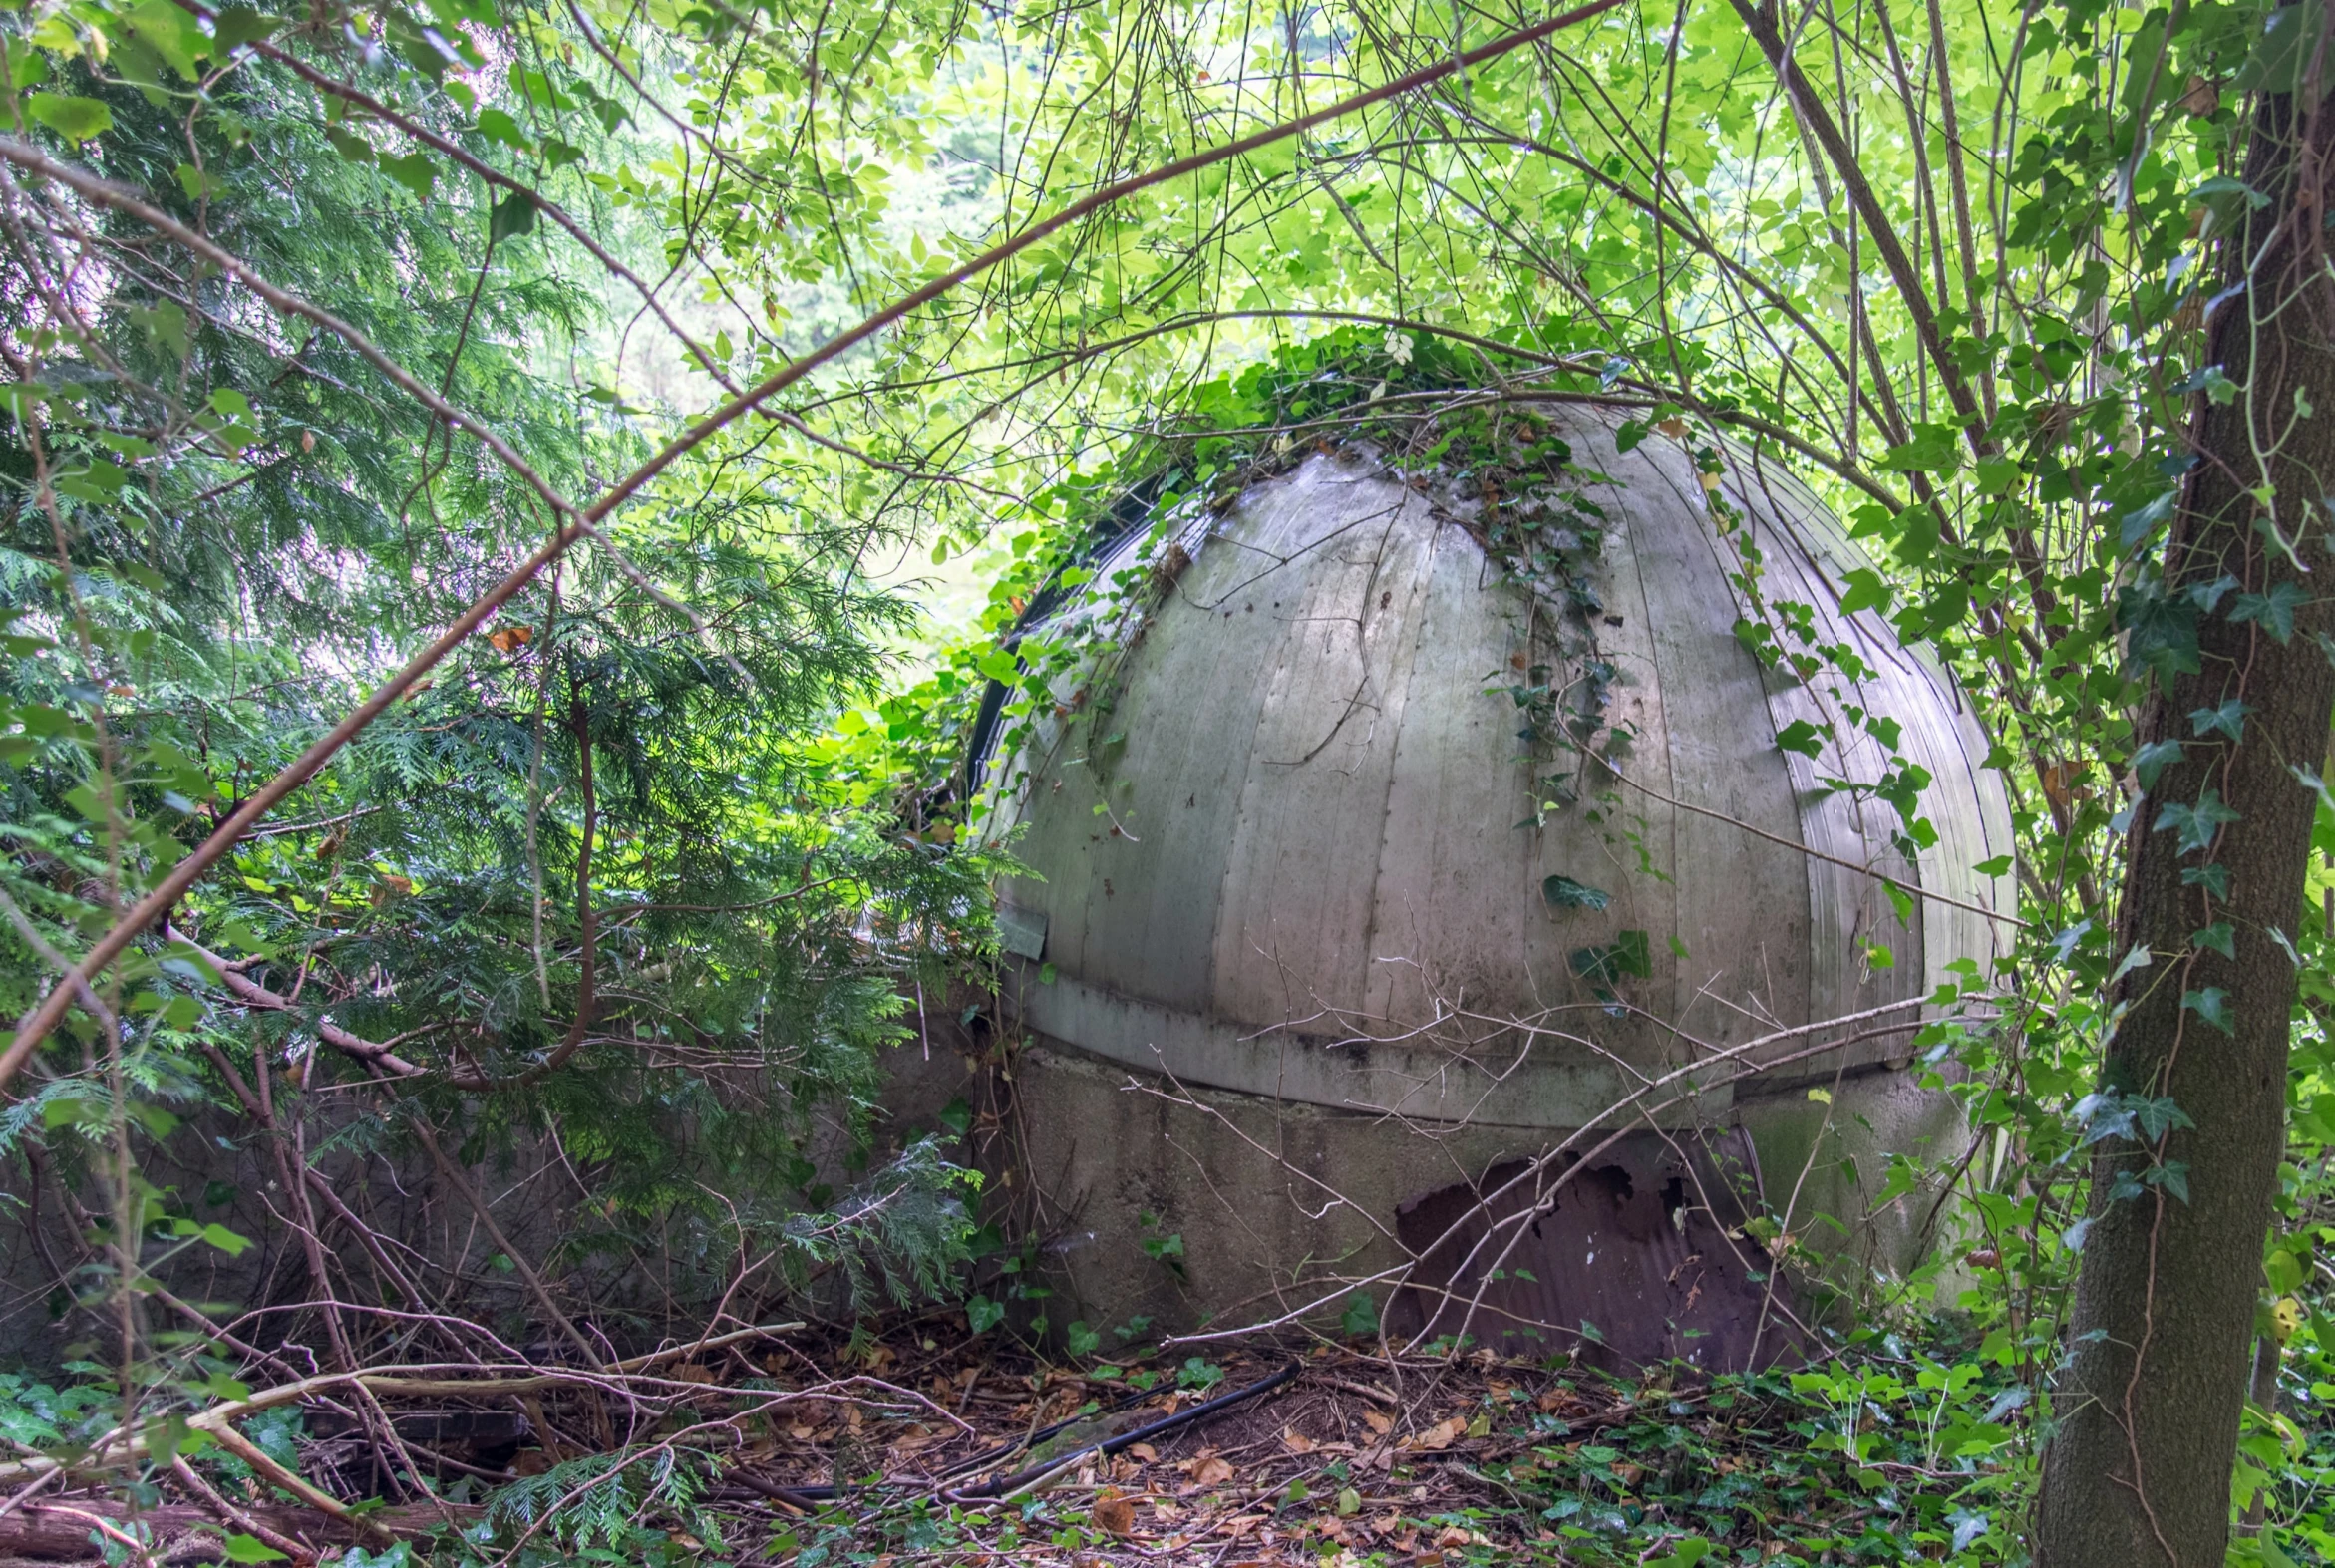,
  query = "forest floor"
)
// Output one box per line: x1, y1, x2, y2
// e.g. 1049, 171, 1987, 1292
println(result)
0, 1319, 2022, 1567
